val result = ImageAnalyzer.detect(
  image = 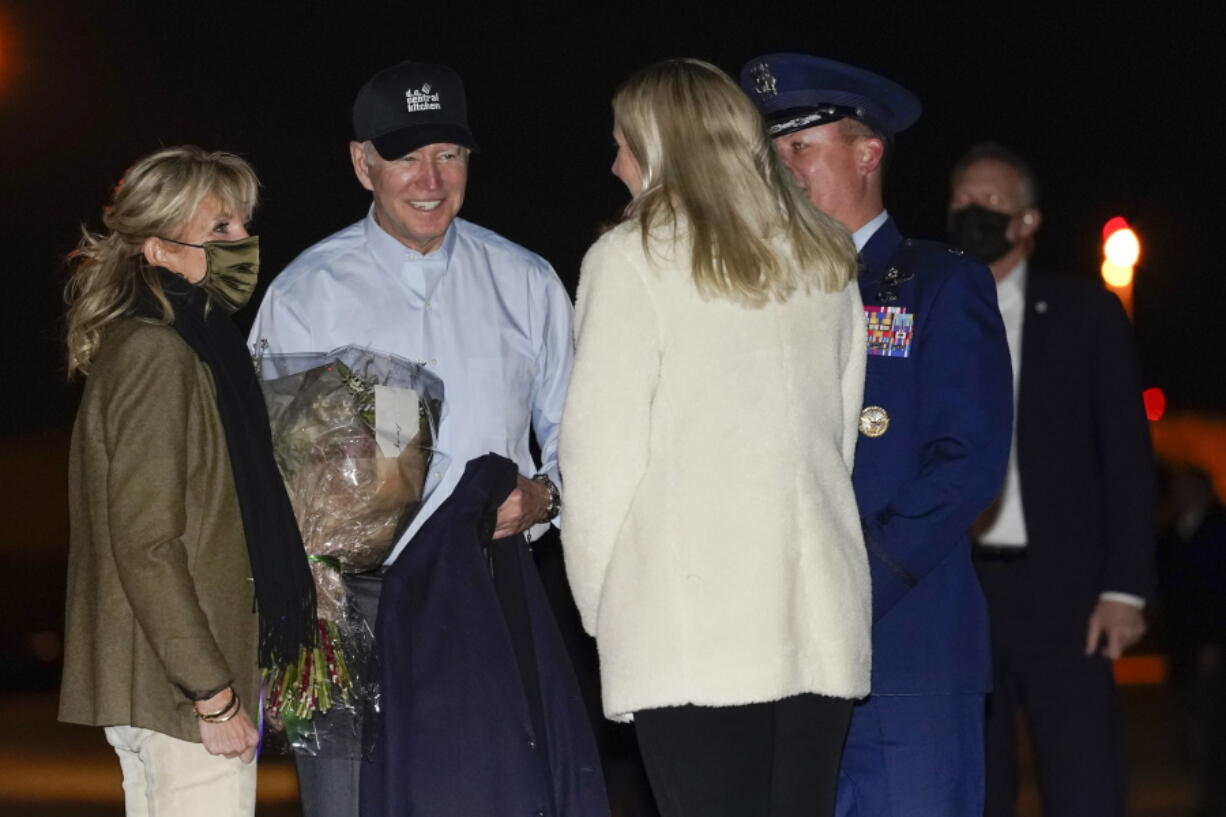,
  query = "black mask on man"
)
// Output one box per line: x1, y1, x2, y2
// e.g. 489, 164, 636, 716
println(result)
947, 205, 1013, 264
